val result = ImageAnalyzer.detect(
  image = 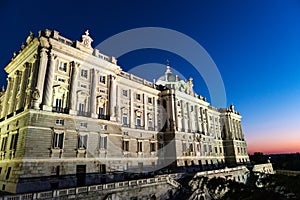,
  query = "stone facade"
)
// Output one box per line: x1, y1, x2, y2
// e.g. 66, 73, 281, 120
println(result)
0, 29, 250, 193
